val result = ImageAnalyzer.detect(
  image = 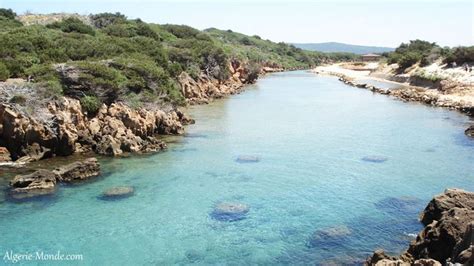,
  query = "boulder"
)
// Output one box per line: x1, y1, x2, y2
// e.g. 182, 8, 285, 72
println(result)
211, 202, 249, 221
420, 188, 474, 225
9, 169, 58, 196
367, 189, 474, 265
465, 126, 474, 138
54, 158, 100, 182
99, 186, 134, 200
